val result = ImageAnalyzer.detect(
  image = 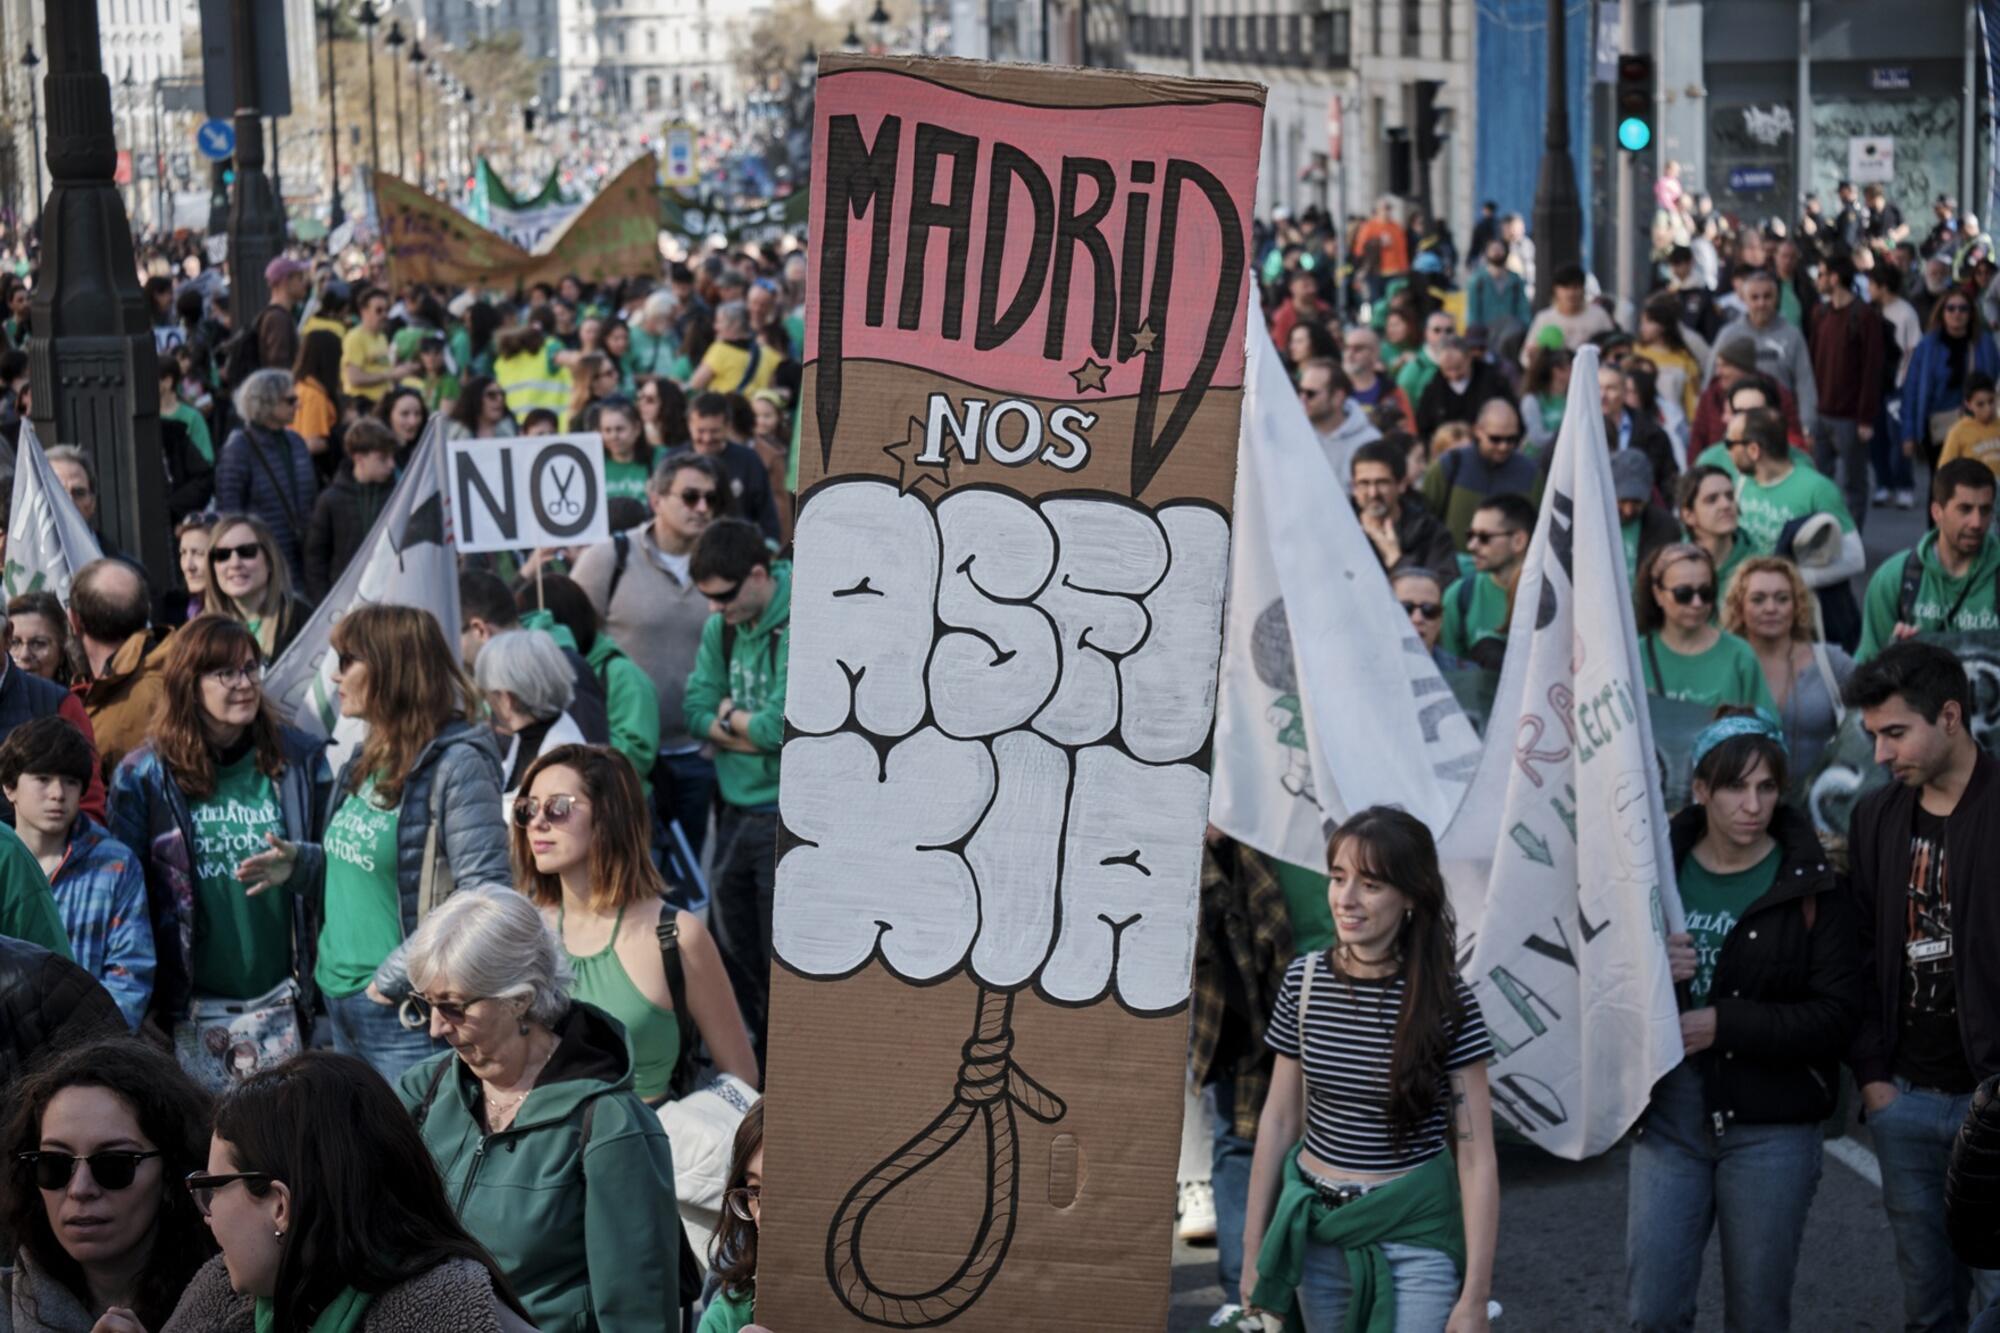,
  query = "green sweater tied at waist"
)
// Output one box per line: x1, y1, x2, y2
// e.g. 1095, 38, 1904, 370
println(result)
1252, 1144, 1465, 1333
